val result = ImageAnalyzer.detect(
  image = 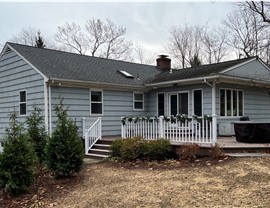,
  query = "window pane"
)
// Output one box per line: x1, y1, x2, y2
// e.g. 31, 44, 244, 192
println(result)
226, 90, 231, 116
220, 89, 225, 116
20, 103, 26, 115
134, 93, 143, 101
194, 90, 202, 116
91, 103, 102, 114
170, 95, 177, 116
20, 91, 26, 102
135, 102, 143, 109
91, 91, 102, 102
179, 93, 188, 115
158, 94, 165, 116
239, 91, 243, 116
233, 90, 237, 116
